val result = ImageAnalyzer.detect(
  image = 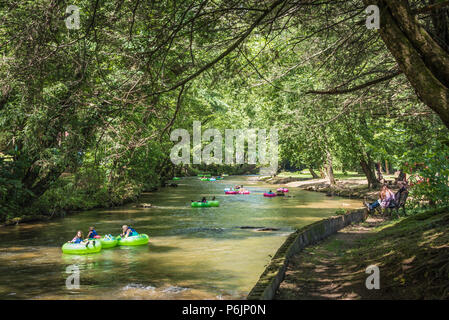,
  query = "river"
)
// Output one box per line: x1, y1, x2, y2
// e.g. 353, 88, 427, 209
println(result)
0, 176, 362, 299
